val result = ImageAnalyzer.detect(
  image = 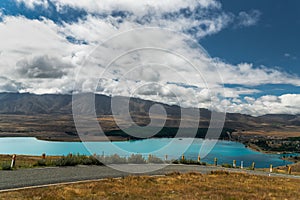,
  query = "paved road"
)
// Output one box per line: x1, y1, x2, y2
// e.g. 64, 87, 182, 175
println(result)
0, 164, 299, 191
